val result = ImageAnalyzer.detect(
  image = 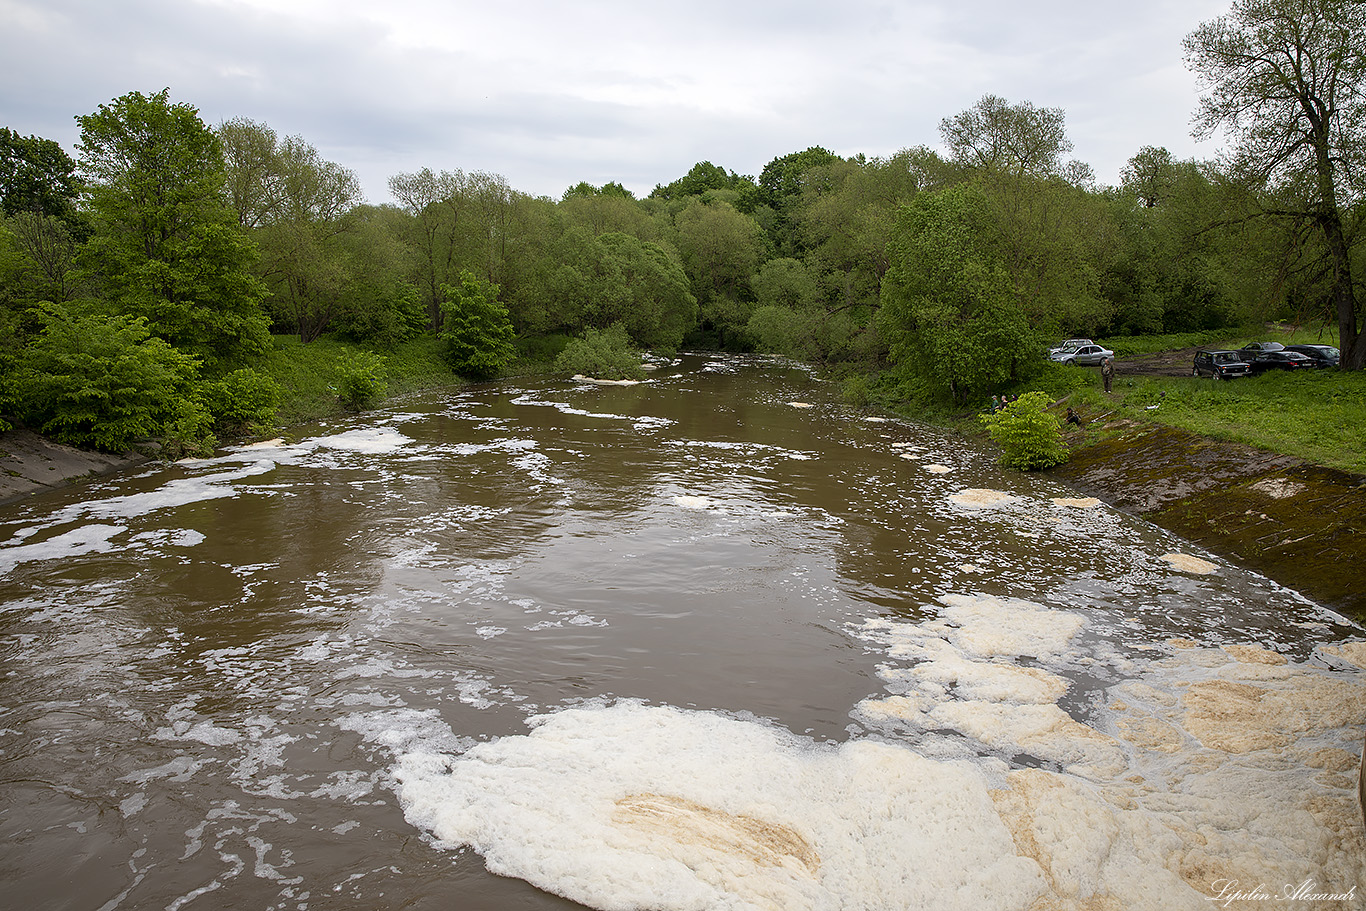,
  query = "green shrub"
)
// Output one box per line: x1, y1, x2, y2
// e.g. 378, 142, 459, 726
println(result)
16, 303, 202, 452
554, 324, 646, 381
336, 350, 388, 410
198, 367, 281, 436
439, 270, 516, 379
979, 390, 1069, 471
